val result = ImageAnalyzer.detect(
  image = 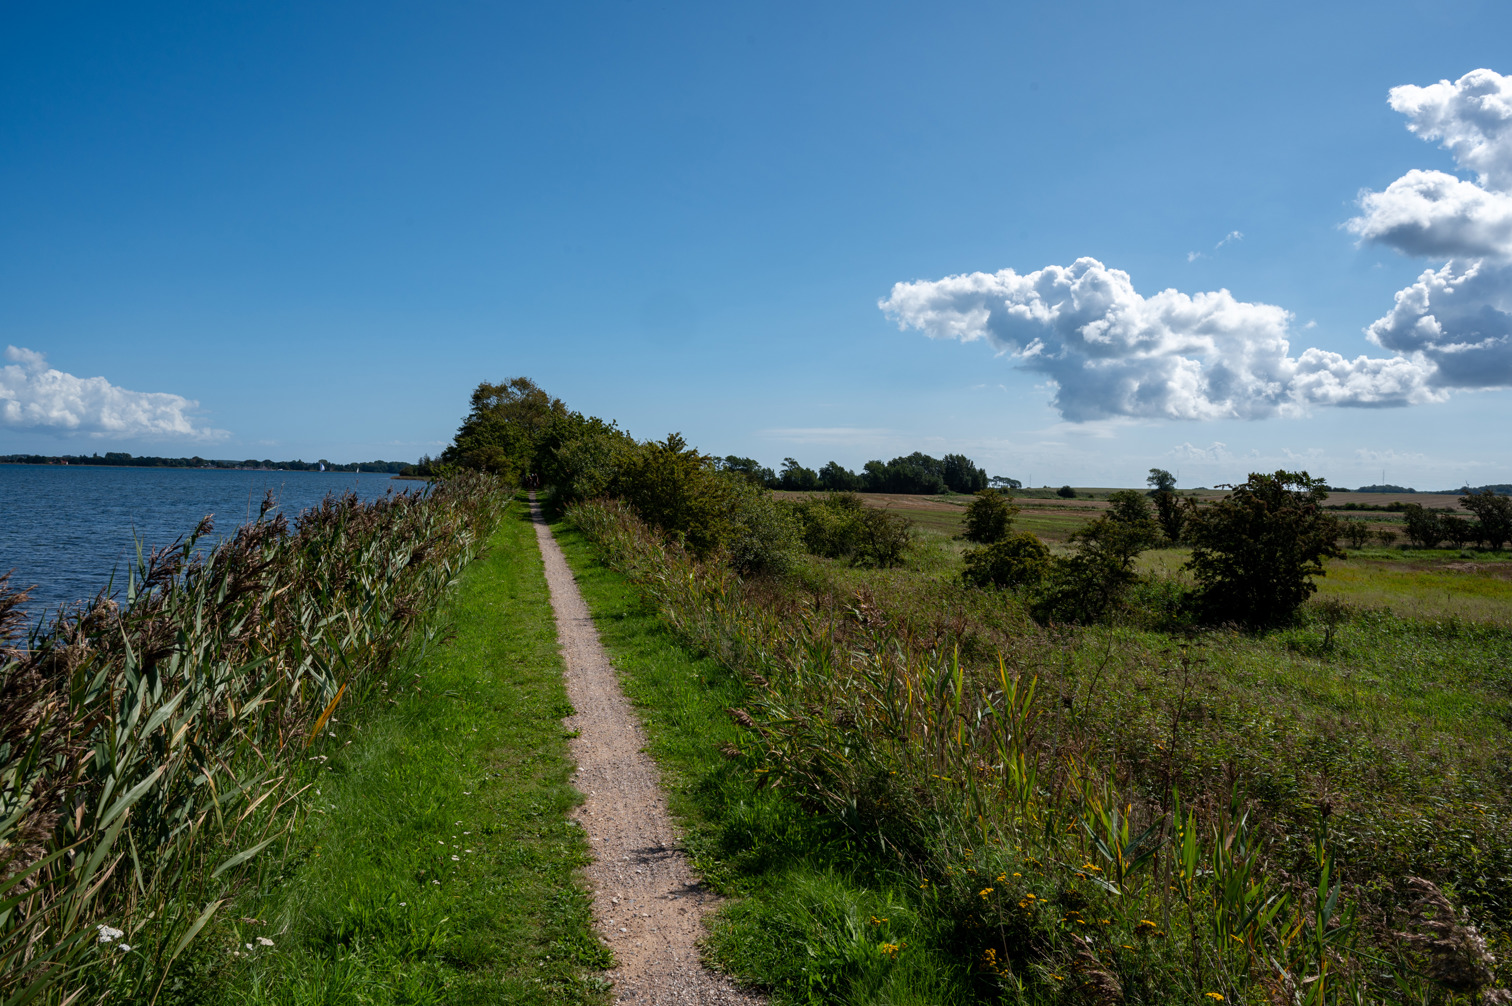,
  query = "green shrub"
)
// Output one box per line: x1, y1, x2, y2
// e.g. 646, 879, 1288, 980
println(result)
792, 492, 867, 560
550, 427, 634, 504
960, 488, 1018, 543
961, 531, 1050, 589
1442, 513, 1476, 548
1341, 518, 1373, 550
1030, 517, 1148, 624
1184, 470, 1343, 628
615, 433, 735, 556
1056, 484, 1076, 498
724, 478, 802, 576
1401, 503, 1445, 548
1460, 488, 1512, 549
791, 493, 914, 567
